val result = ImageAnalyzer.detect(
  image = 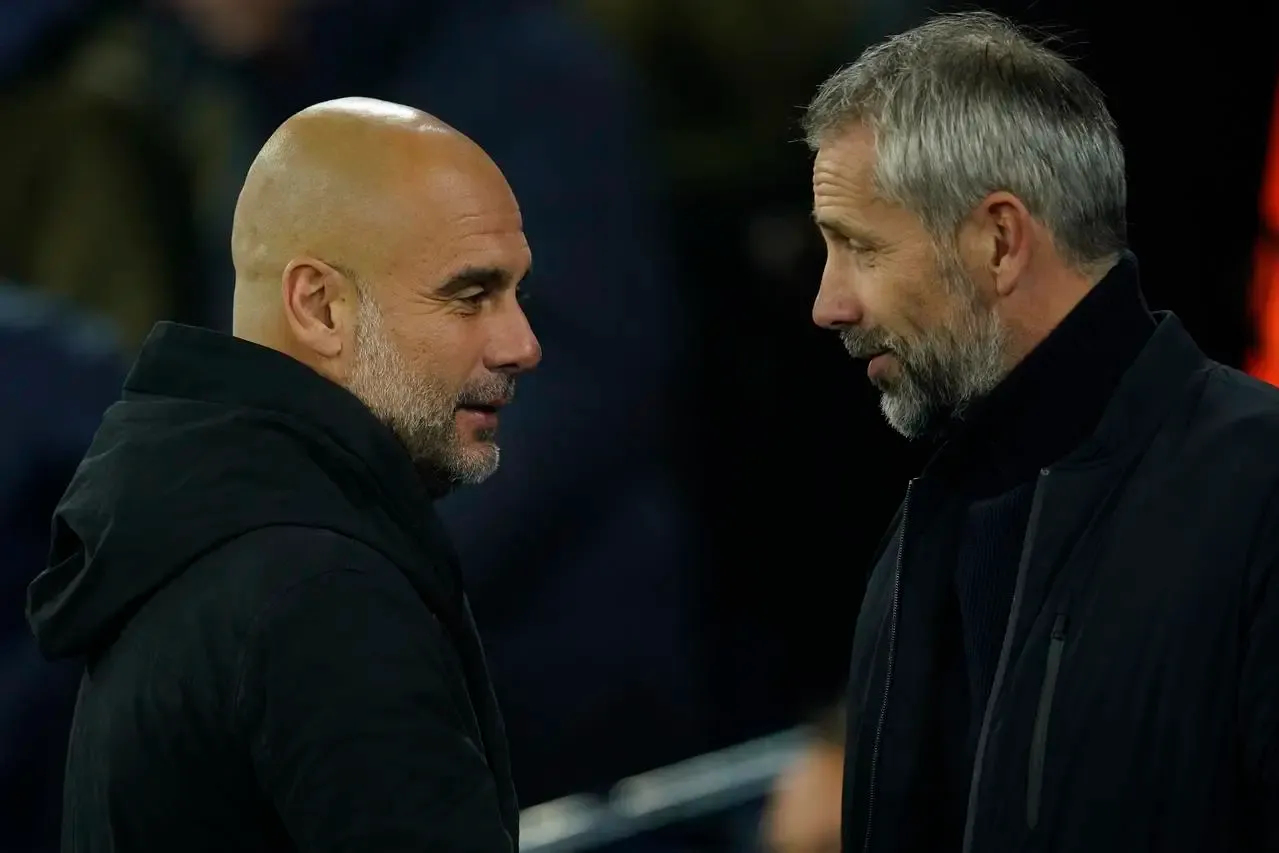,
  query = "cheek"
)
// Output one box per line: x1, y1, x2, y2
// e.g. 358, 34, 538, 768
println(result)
860, 269, 922, 338
888, 265, 957, 340
425, 328, 493, 390
414, 348, 472, 393
388, 319, 463, 374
